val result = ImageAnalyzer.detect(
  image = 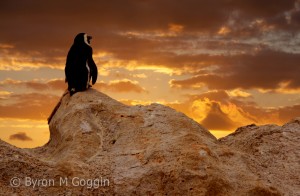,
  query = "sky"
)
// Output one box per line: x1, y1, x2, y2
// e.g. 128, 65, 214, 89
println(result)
1, 0, 300, 148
